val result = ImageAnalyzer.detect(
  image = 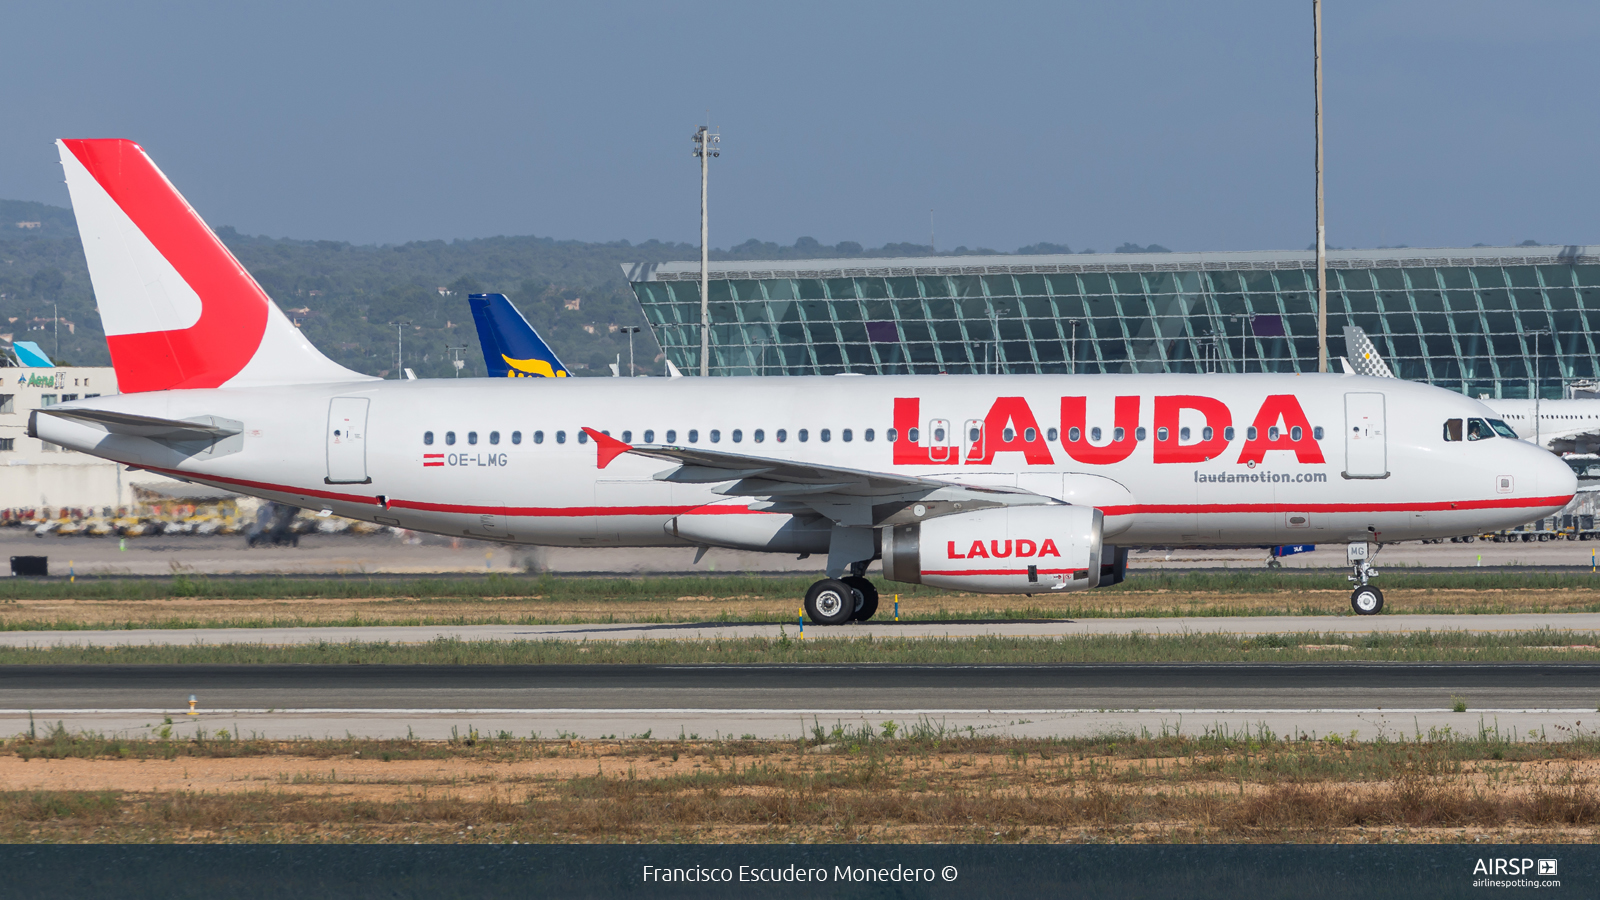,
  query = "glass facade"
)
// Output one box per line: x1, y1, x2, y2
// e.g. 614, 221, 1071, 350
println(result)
623, 246, 1600, 399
